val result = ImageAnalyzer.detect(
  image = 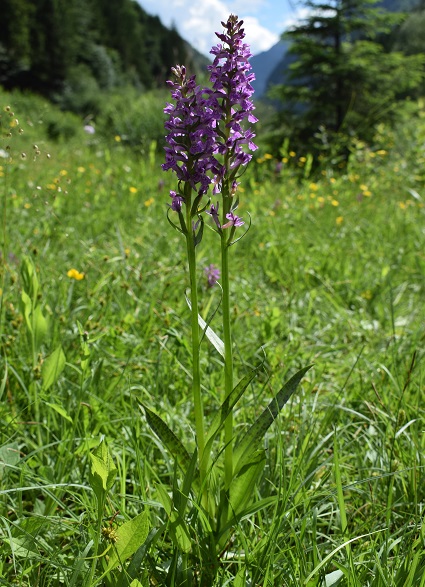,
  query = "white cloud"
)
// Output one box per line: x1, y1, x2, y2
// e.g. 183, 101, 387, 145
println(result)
137, 0, 280, 56
240, 16, 280, 54
182, 0, 231, 56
